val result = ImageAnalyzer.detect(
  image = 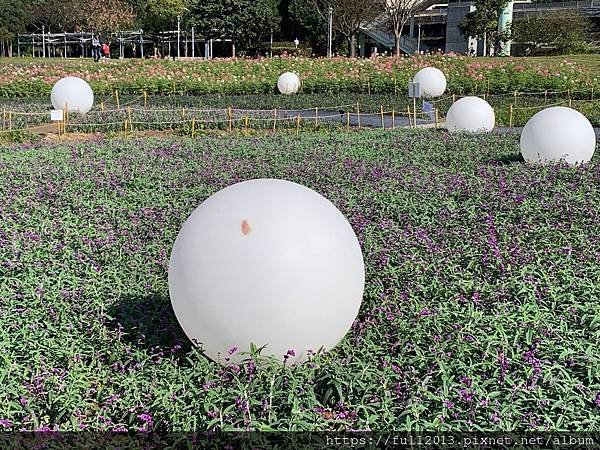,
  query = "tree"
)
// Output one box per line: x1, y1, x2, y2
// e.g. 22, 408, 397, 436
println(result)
377, 0, 422, 57
458, 0, 509, 56
289, 0, 325, 53
190, 0, 281, 55
511, 11, 590, 55
302, 0, 380, 57
138, 0, 192, 33
0, 0, 29, 55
